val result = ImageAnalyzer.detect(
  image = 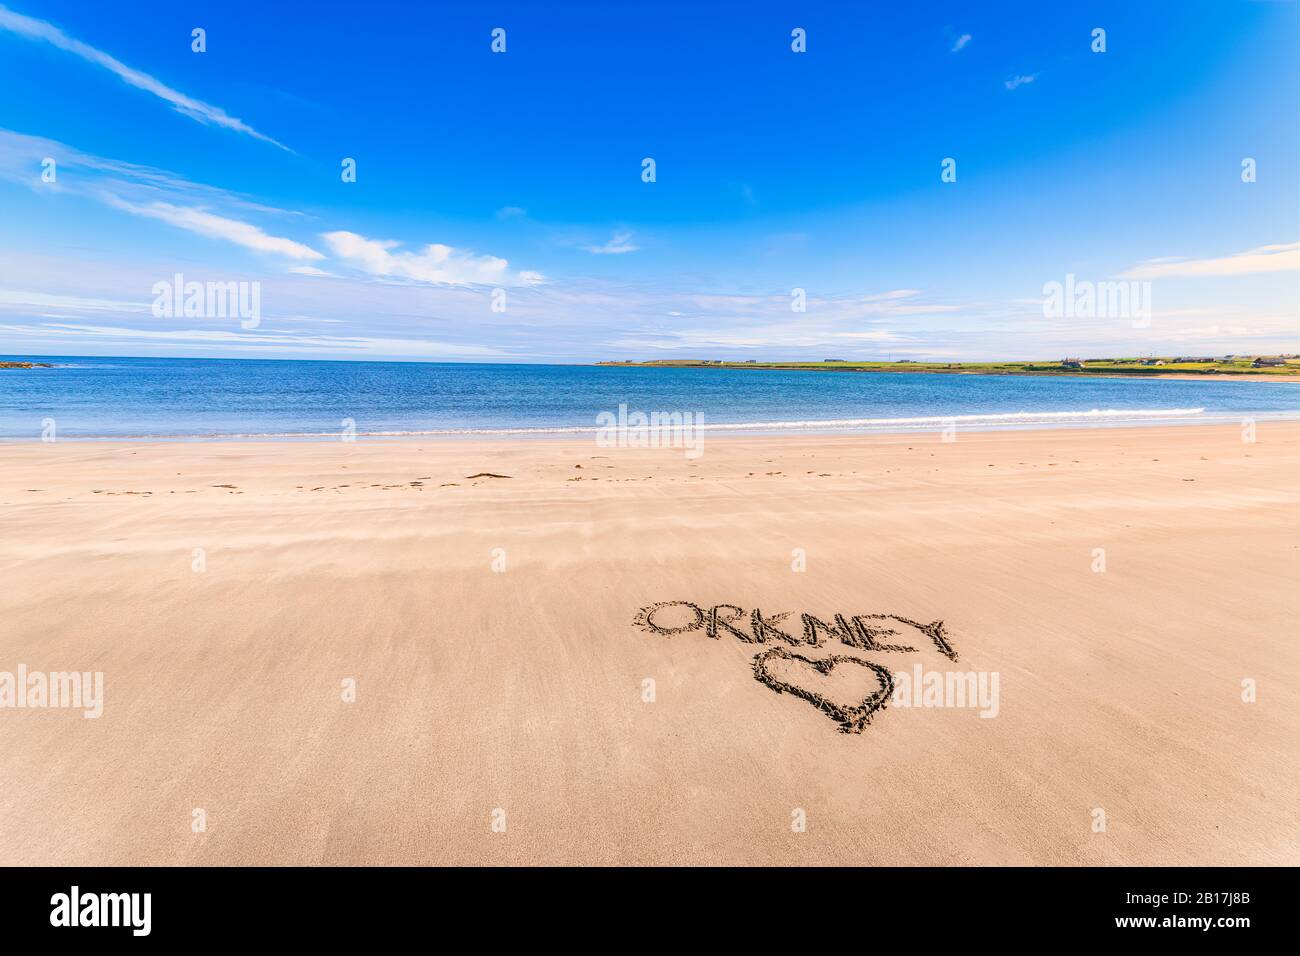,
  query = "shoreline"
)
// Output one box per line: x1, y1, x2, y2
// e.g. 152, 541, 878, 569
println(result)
4, 409, 1298, 443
